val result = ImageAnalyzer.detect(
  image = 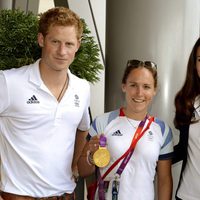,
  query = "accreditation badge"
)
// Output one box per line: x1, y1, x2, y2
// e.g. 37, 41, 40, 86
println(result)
93, 135, 110, 168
